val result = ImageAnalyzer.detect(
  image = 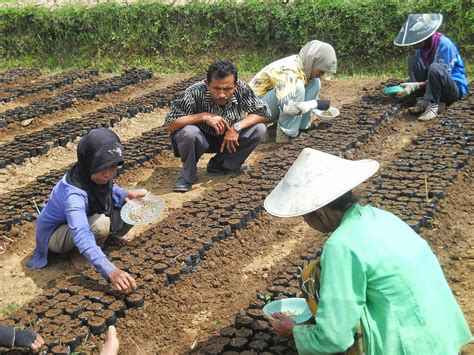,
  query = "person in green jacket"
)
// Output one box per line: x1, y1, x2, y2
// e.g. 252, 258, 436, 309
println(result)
264, 148, 472, 354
